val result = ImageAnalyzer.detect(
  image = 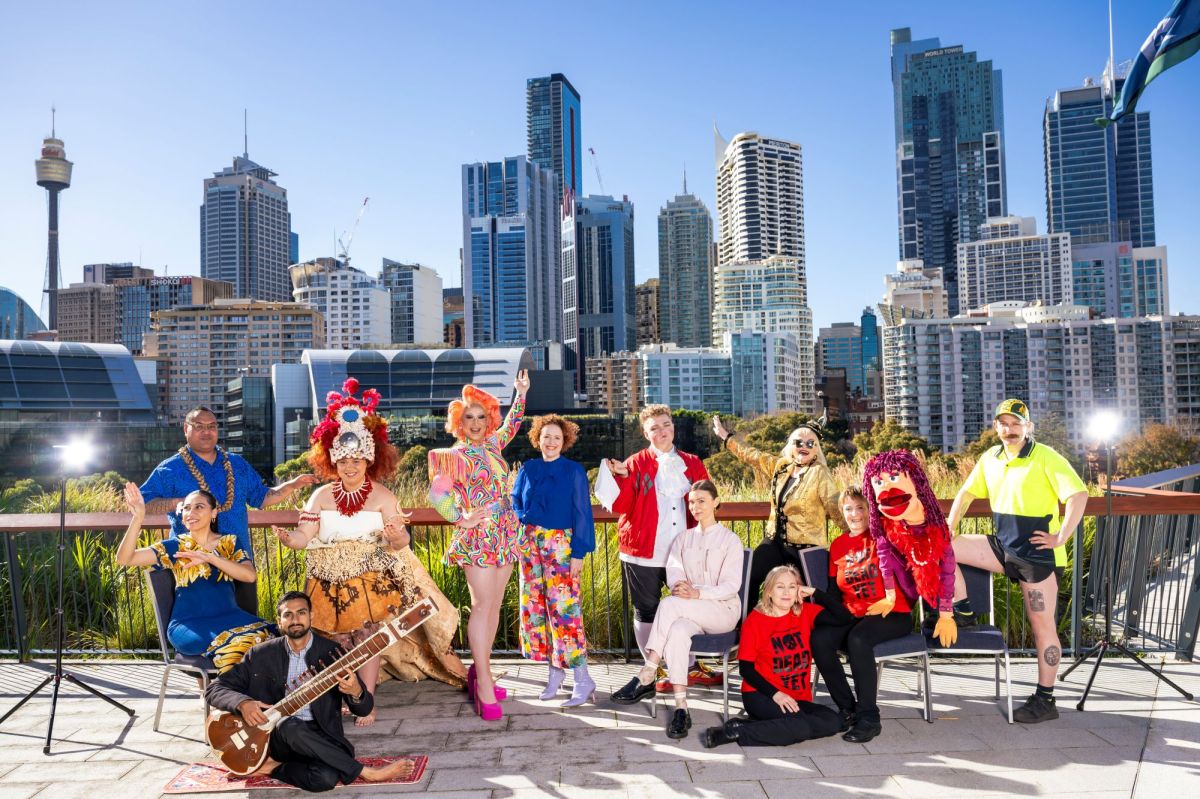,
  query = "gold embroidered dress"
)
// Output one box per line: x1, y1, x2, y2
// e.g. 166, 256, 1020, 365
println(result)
305, 510, 466, 686
150, 534, 273, 672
